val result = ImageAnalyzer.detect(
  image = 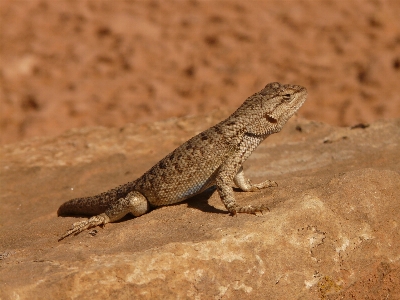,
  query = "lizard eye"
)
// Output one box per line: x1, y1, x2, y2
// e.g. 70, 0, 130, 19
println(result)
283, 94, 291, 101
